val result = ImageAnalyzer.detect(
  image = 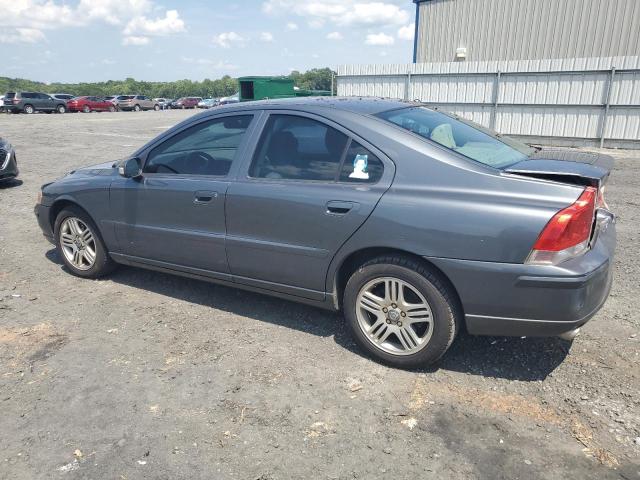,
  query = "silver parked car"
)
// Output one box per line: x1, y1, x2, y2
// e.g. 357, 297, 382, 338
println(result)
34, 98, 616, 368
116, 95, 159, 112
